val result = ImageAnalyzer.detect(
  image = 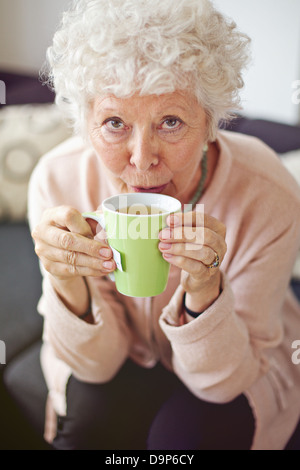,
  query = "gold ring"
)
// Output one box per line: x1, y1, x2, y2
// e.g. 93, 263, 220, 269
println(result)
207, 252, 220, 269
